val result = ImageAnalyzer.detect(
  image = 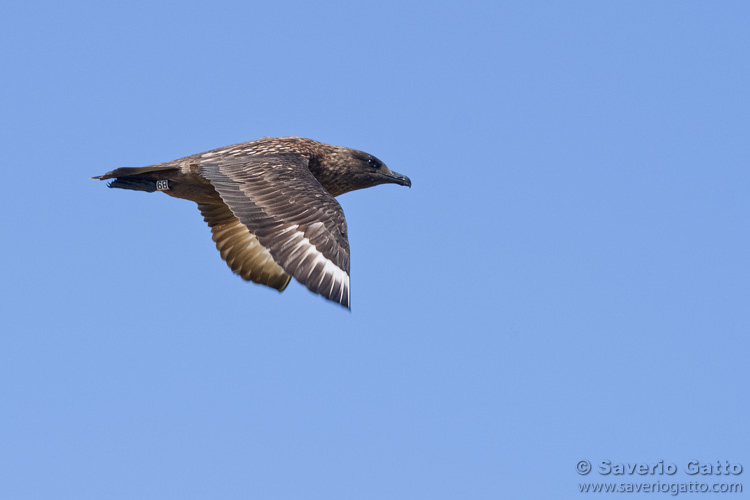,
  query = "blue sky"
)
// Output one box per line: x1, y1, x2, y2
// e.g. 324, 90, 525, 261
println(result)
1, 1, 748, 498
